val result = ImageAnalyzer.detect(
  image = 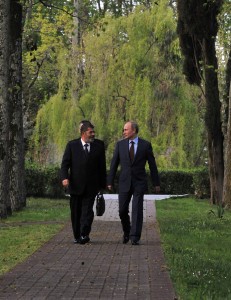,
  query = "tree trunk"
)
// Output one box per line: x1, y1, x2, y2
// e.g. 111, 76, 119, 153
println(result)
222, 49, 231, 148
9, 0, 26, 211
223, 82, 231, 207
72, 0, 85, 101
204, 37, 224, 204
0, 0, 11, 218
